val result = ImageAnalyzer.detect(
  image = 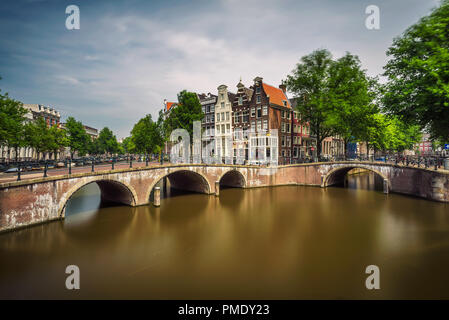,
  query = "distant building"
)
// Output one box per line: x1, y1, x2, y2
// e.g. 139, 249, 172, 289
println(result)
289, 98, 315, 159
84, 125, 99, 140
60, 122, 98, 159
197, 92, 217, 157
23, 104, 61, 127
1, 104, 61, 162
215, 85, 235, 161
231, 79, 253, 161
416, 133, 433, 155
60, 123, 98, 140
248, 77, 292, 164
